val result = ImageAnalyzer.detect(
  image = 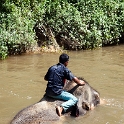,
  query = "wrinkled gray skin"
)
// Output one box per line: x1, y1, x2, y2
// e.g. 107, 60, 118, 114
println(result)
10, 77, 100, 124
